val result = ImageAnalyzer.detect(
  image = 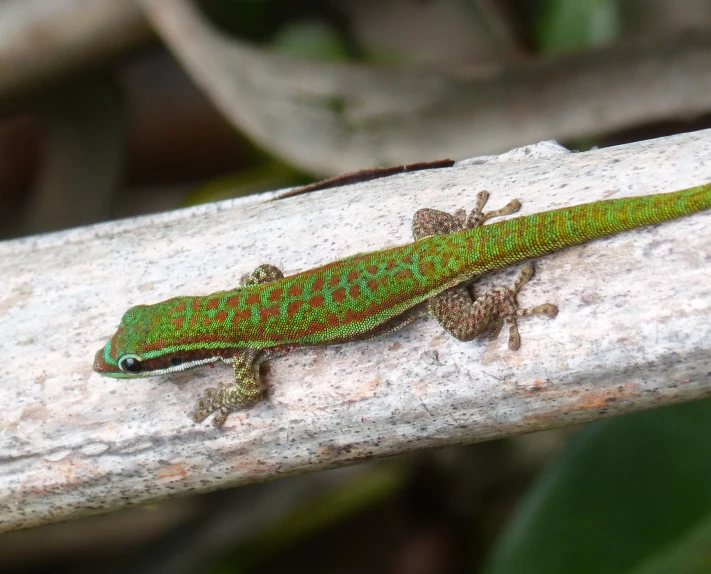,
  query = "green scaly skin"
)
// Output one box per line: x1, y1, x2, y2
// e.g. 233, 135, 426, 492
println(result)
94, 184, 711, 426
